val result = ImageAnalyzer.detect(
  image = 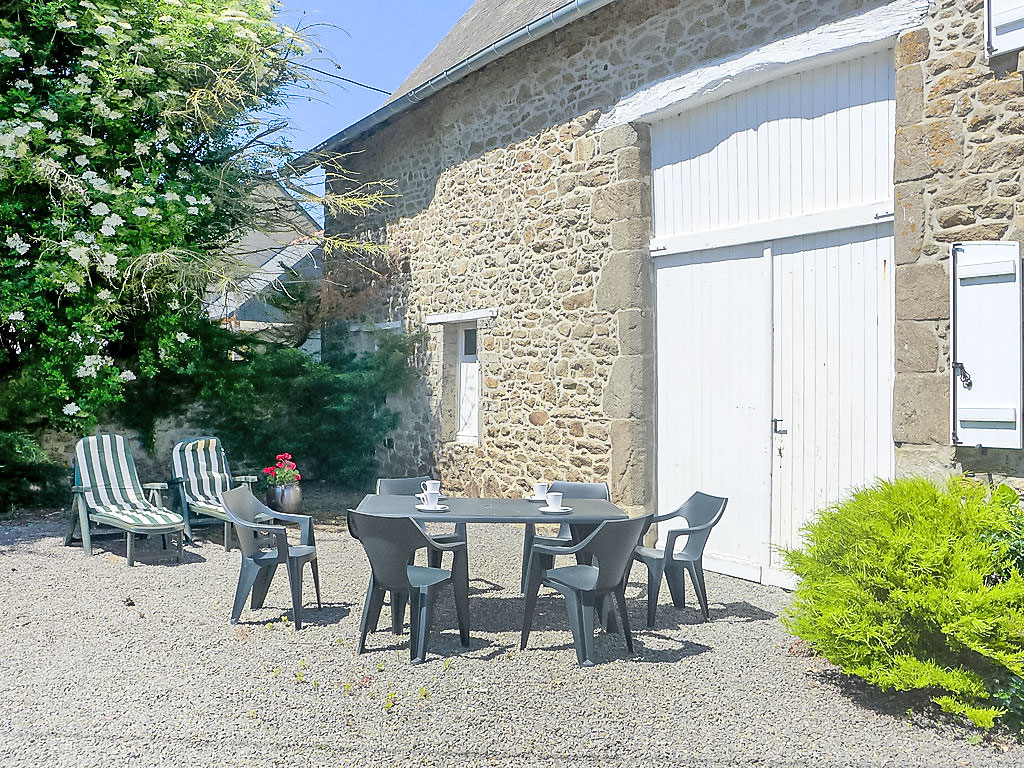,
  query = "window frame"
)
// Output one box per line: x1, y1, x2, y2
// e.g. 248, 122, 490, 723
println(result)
455, 323, 480, 443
